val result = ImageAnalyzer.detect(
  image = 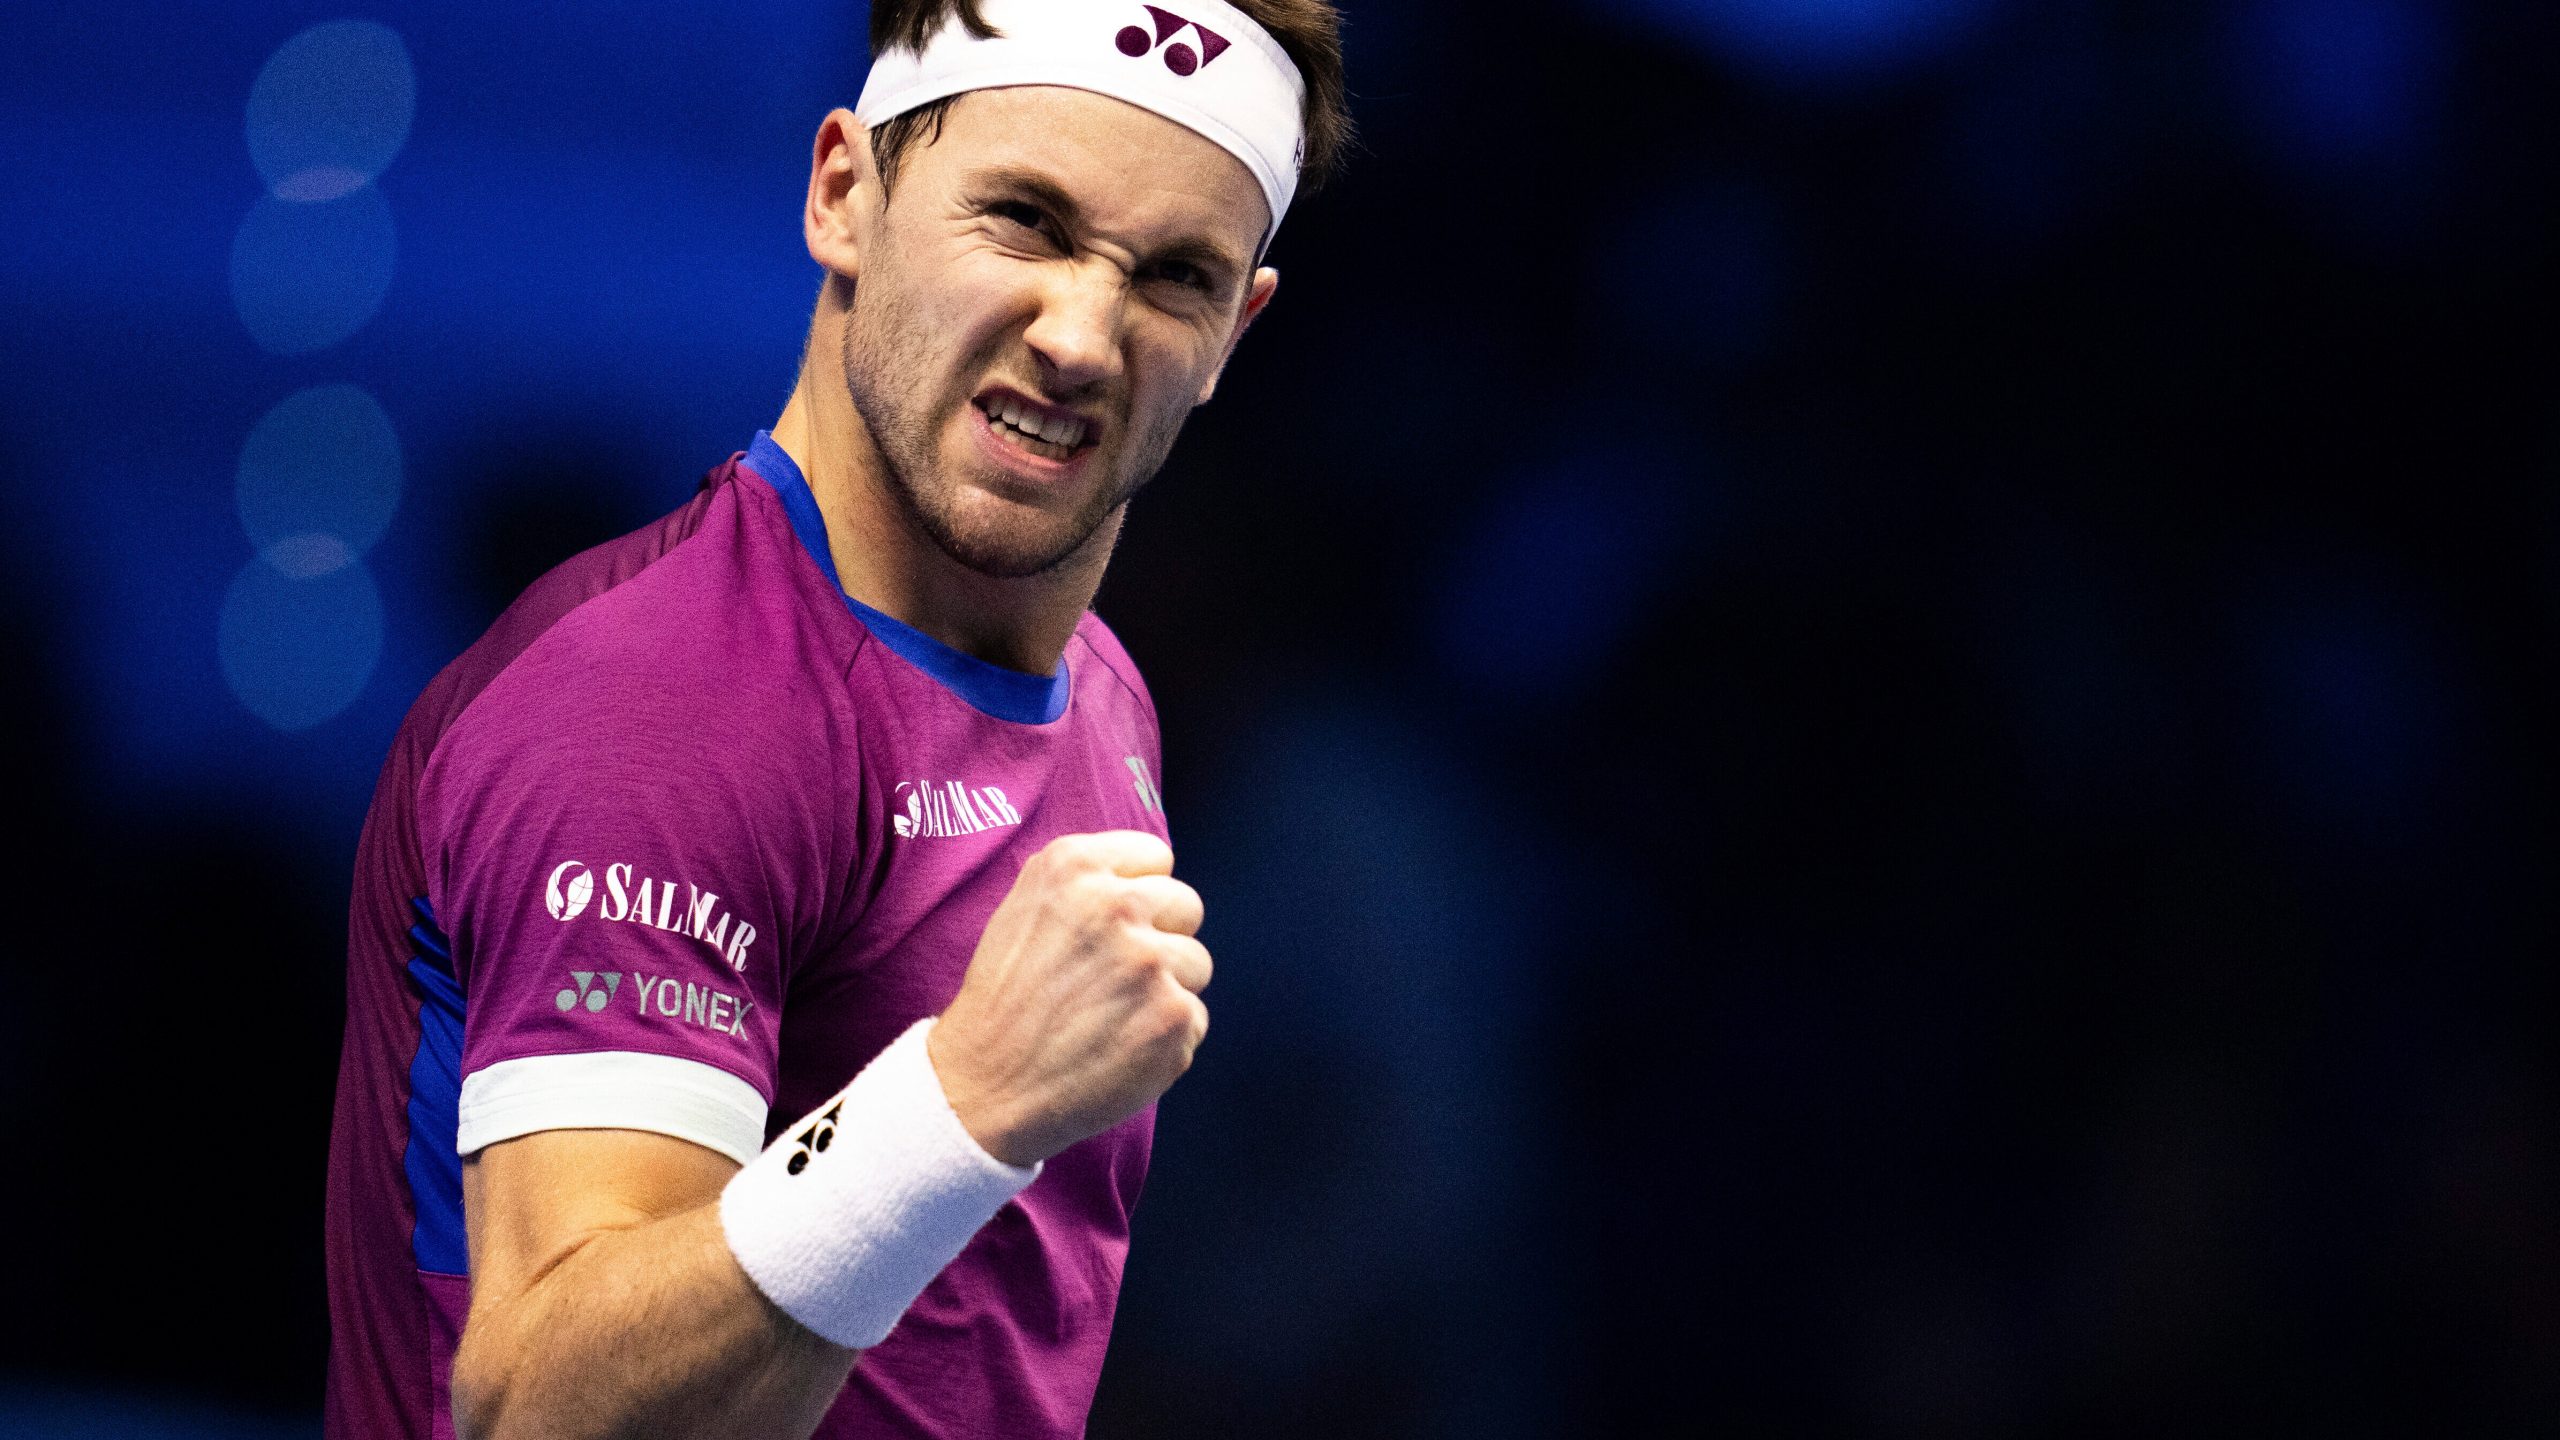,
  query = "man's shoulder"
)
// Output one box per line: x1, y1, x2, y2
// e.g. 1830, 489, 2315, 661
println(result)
1070, 608, 1157, 718
412, 460, 854, 792
402, 473, 726, 745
